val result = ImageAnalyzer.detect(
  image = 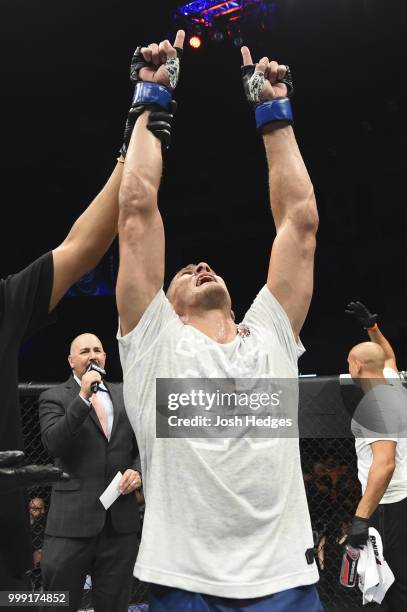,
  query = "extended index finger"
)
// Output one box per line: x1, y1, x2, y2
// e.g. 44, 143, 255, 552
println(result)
241, 46, 253, 66
173, 29, 185, 49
